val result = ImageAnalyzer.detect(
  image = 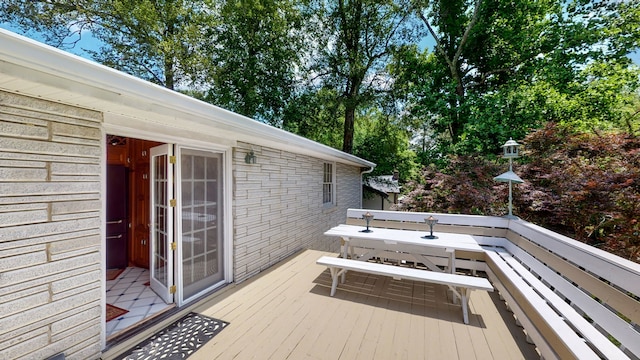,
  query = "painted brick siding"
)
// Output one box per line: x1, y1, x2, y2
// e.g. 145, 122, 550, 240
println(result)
233, 142, 362, 283
0, 91, 103, 360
